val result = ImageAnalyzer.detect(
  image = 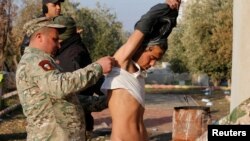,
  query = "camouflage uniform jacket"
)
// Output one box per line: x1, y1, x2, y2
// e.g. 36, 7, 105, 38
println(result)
218, 97, 250, 125
16, 47, 103, 141
196, 97, 250, 141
